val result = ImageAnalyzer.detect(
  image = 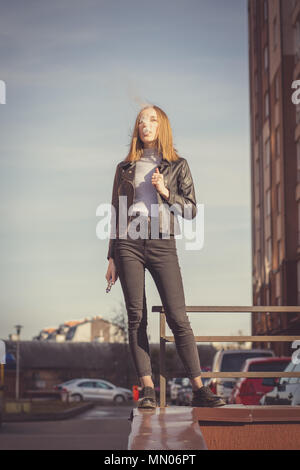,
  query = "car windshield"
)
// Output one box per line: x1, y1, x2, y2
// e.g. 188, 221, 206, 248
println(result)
221, 352, 272, 372
248, 361, 289, 372
278, 361, 295, 384
95, 381, 113, 389
175, 378, 184, 384
78, 381, 95, 388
